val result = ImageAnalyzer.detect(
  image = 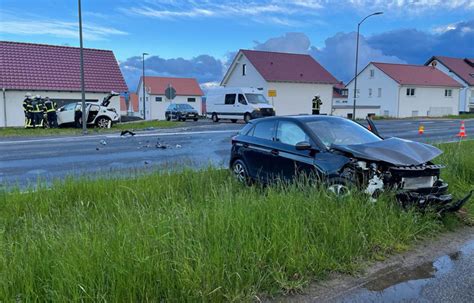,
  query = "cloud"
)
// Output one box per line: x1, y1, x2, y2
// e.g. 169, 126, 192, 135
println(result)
120, 54, 224, 91
253, 32, 311, 53
0, 10, 127, 41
